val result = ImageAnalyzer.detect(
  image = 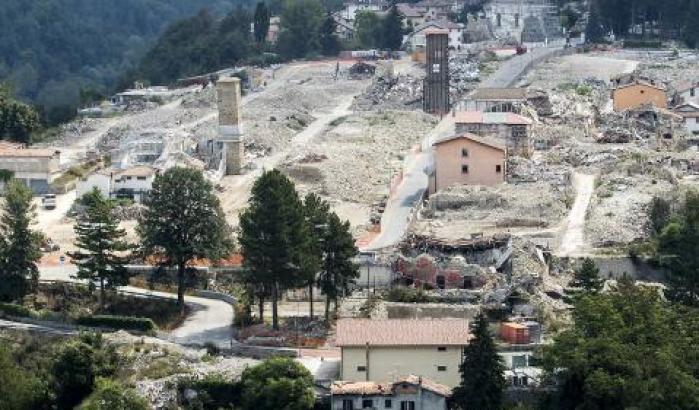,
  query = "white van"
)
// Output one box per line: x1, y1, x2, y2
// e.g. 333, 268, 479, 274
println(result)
42, 194, 57, 210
